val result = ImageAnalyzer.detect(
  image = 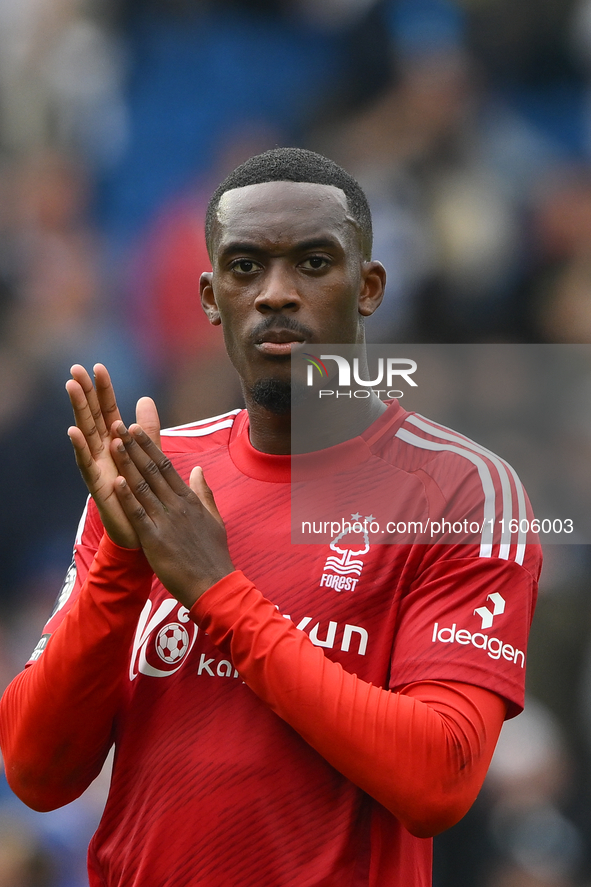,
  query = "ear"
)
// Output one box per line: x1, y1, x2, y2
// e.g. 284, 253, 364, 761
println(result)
200, 272, 221, 326
358, 261, 386, 317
